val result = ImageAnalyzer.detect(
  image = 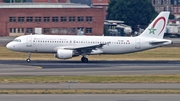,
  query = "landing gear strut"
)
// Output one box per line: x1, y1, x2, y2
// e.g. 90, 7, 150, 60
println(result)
81, 57, 88, 63
26, 52, 31, 63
